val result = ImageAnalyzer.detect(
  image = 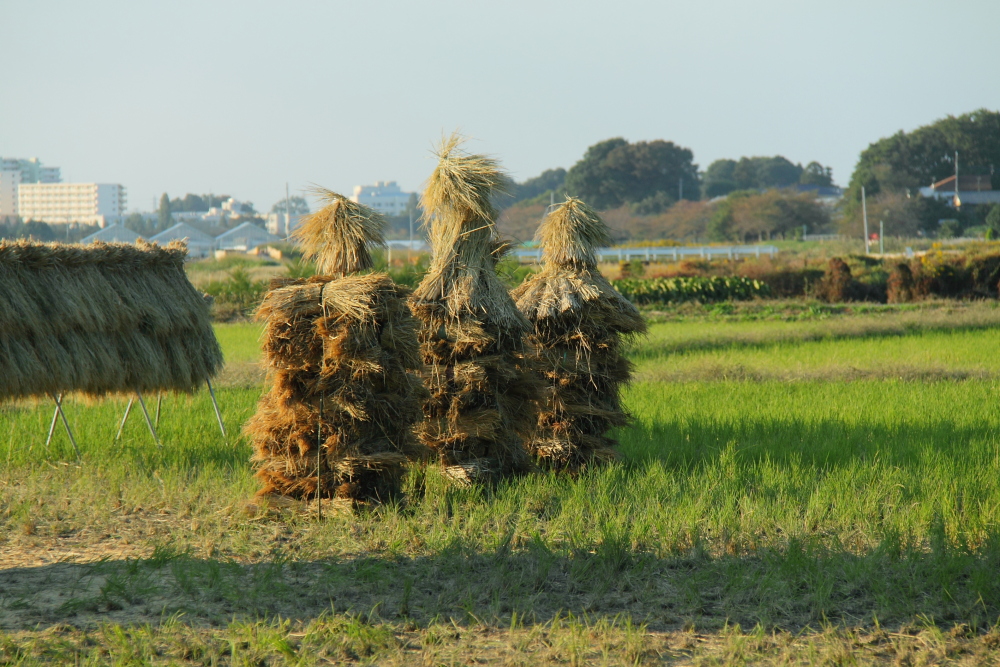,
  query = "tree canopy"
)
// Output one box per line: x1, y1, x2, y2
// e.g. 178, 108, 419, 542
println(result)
703, 156, 833, 198
564, 138, 700, 212
271, 196, 310, 216
845, 109, 1000, 203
